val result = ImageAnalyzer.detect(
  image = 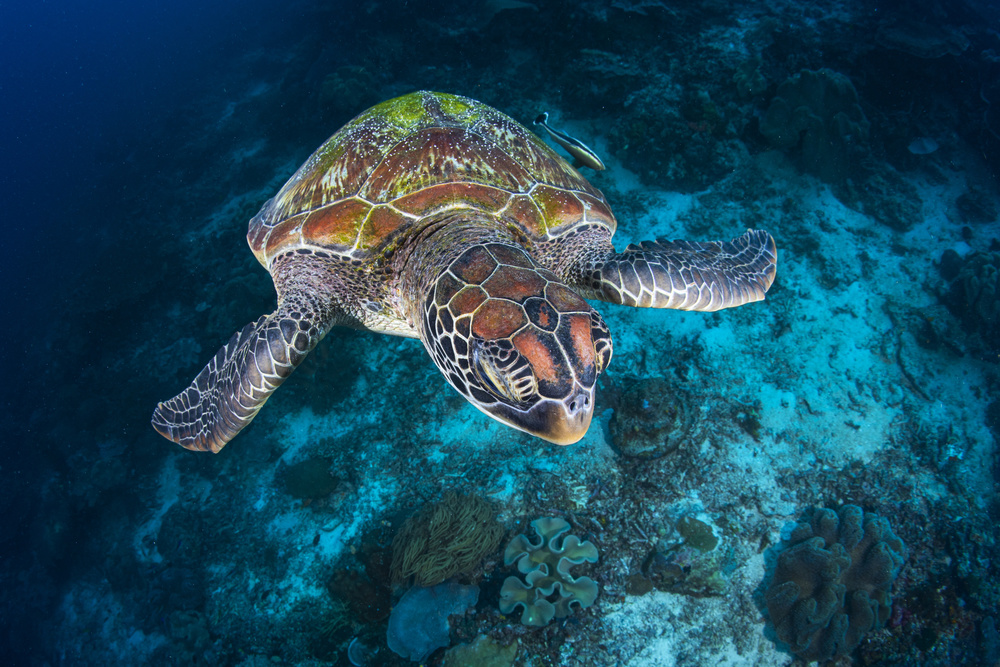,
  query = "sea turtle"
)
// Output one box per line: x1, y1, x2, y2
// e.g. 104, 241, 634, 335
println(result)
152, 91, 776, 453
